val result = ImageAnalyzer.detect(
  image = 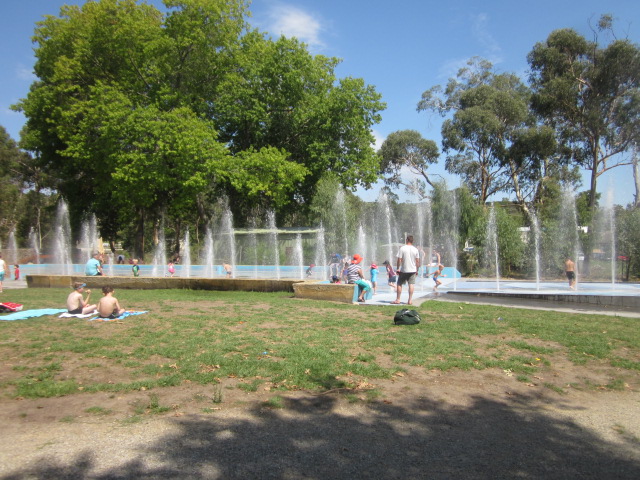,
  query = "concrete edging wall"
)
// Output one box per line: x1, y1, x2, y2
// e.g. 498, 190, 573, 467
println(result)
26, 275, 358, 303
